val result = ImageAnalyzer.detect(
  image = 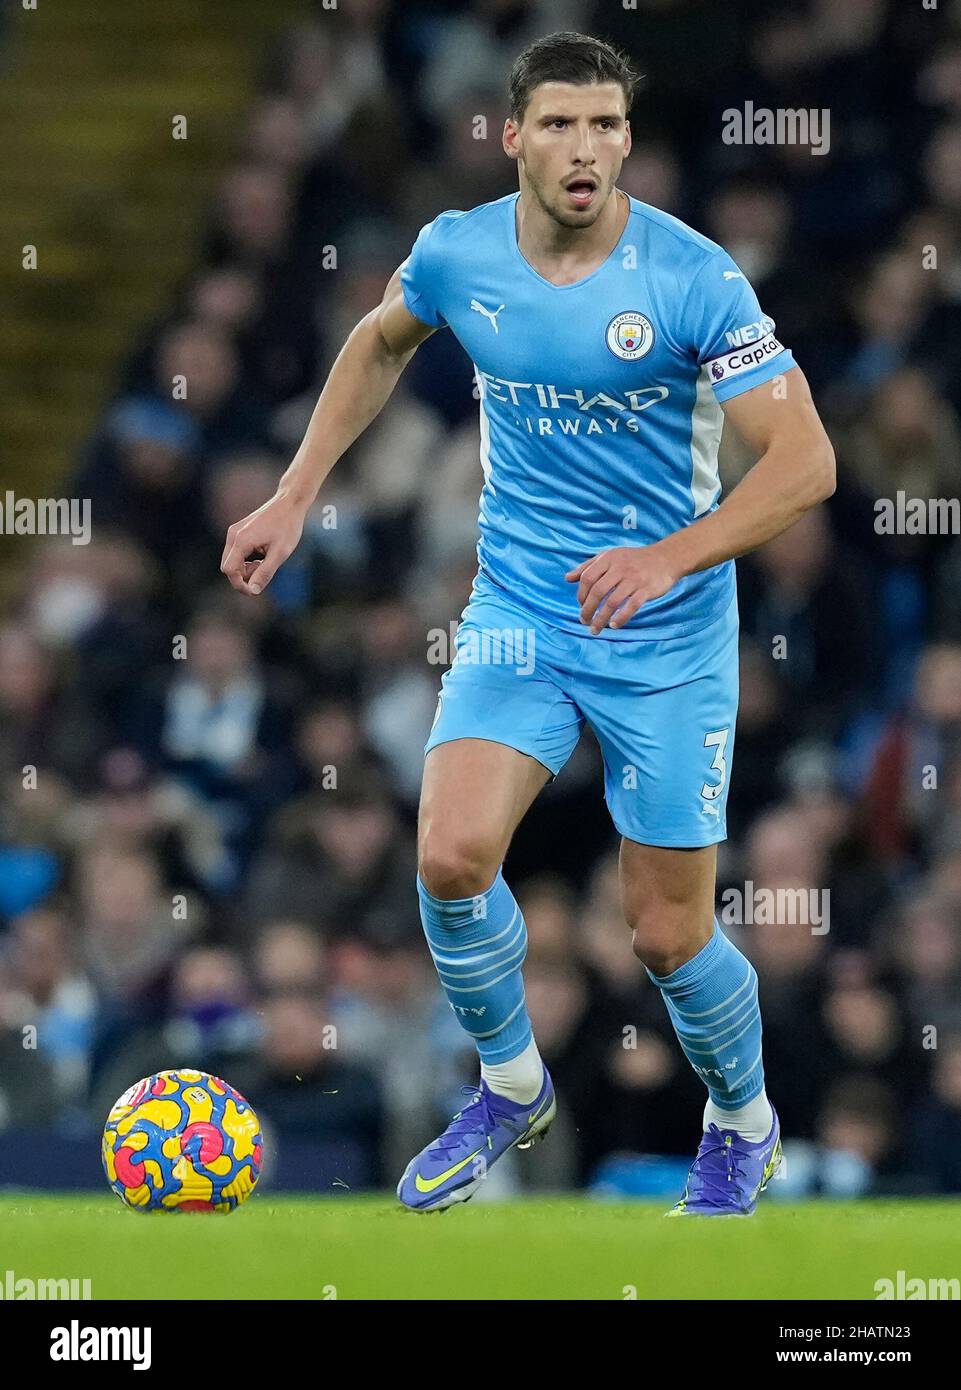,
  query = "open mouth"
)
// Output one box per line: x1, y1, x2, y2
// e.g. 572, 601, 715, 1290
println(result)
565, 178, 597, 208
